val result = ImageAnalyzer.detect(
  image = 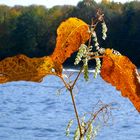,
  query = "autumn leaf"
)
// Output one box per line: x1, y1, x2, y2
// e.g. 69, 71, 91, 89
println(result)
51, 17, 90, 65
0, 17, 90, 83
100, 48, 140, 112
0, 55, 62, 83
